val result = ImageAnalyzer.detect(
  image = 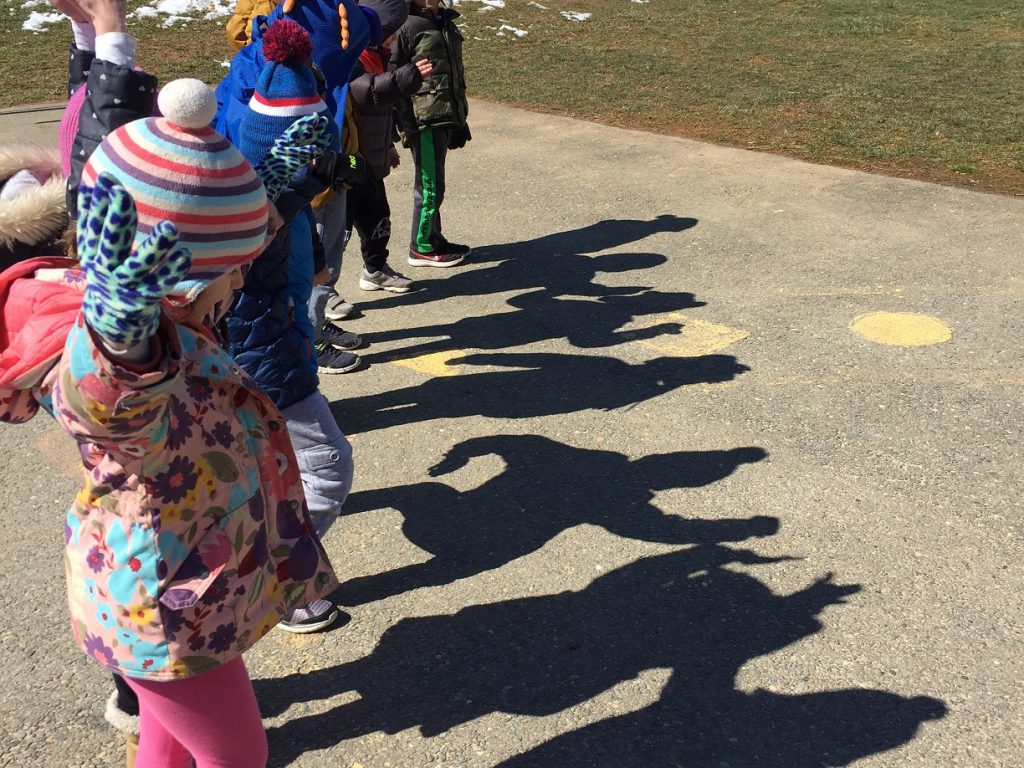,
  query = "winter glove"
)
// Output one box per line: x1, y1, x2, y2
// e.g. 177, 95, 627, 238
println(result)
256, 113, 332, 202
78, 173, 191, 348
448, 124, 472, 151
312, 151, 367, 190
